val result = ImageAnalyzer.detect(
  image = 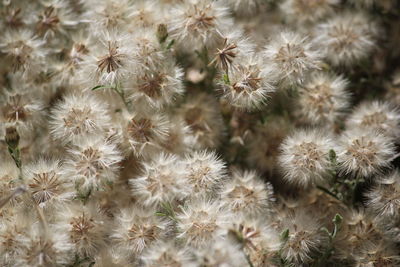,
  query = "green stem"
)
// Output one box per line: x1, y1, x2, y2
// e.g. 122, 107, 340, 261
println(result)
316, 185, 340, 201
244, 252, 255, 267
